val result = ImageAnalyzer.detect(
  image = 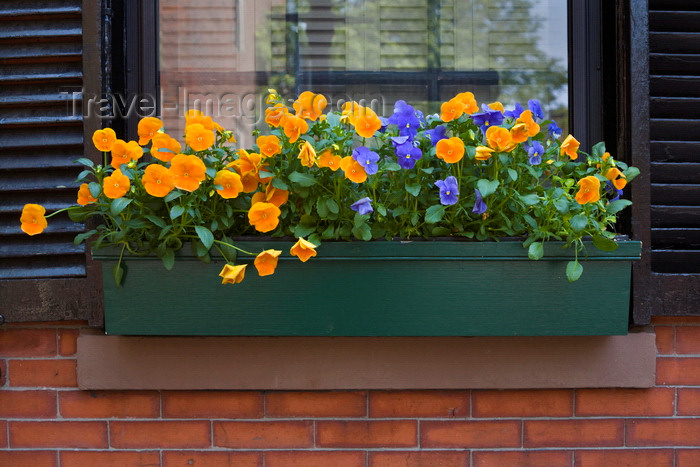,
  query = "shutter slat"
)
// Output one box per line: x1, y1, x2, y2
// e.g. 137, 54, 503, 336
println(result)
651, 184, 700, 205
650, 97, 700, 118
649, 54, 700, 75
652, 228, 700, 249
650, 141, 700, 162
650, 206, 700, 228
650, 118, 700, 140
651, 162, 700, 183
